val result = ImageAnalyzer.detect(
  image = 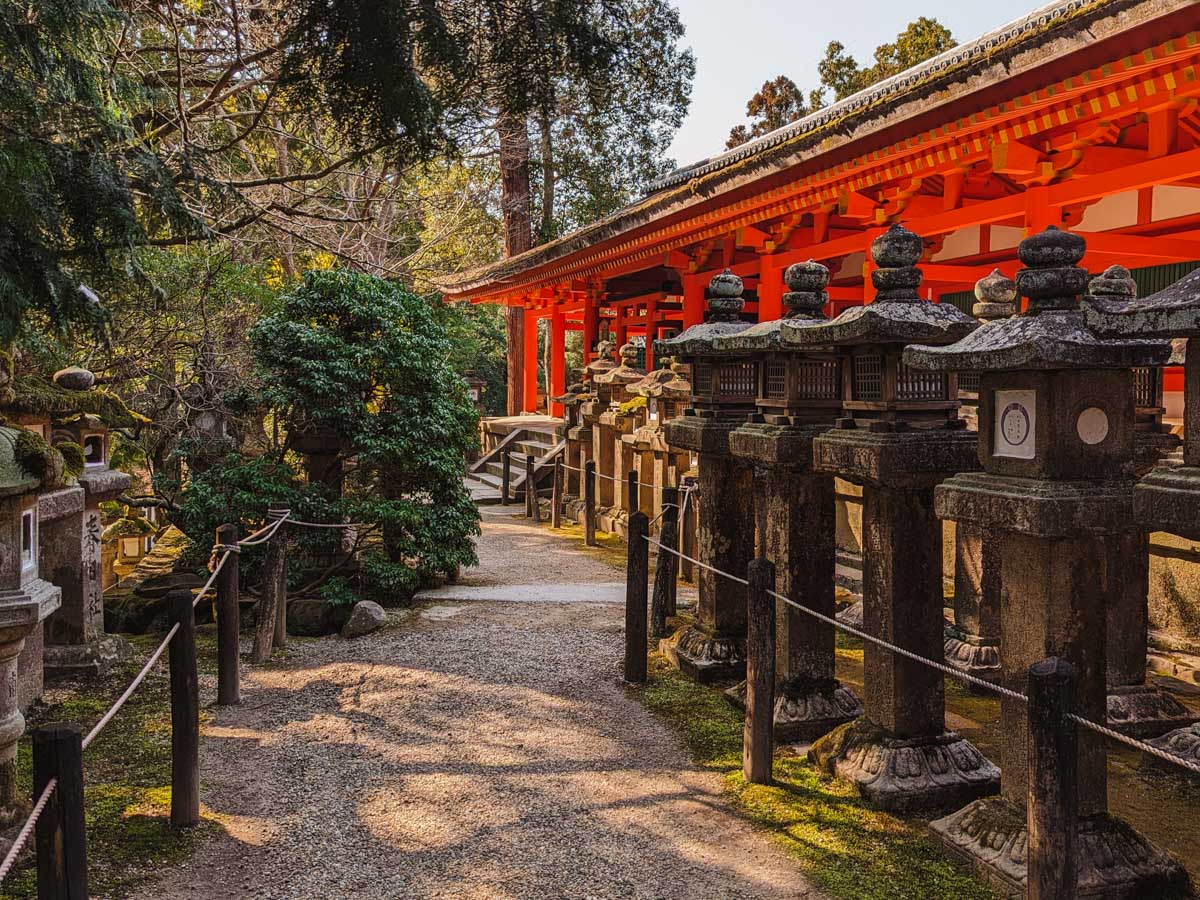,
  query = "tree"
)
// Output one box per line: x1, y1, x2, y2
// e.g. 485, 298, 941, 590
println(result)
814, 17, 955, 106
249, 270, 480, 597
727, 76, 808, 149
